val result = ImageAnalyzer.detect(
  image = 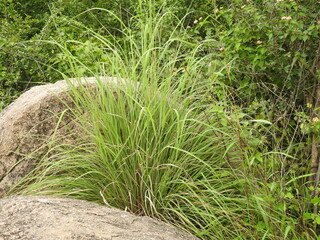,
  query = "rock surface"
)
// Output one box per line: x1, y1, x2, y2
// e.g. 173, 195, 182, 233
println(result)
0, 195, 198, 240
0, 77, 119, 197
